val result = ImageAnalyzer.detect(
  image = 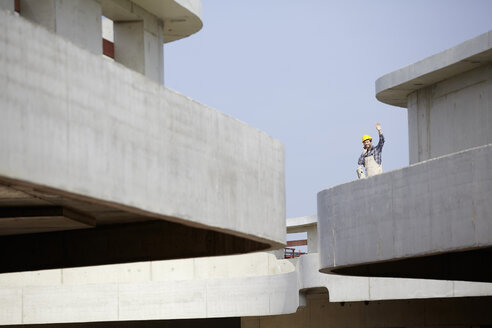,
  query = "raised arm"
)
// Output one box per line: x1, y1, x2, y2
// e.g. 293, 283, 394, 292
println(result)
375, 122, 384, 150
